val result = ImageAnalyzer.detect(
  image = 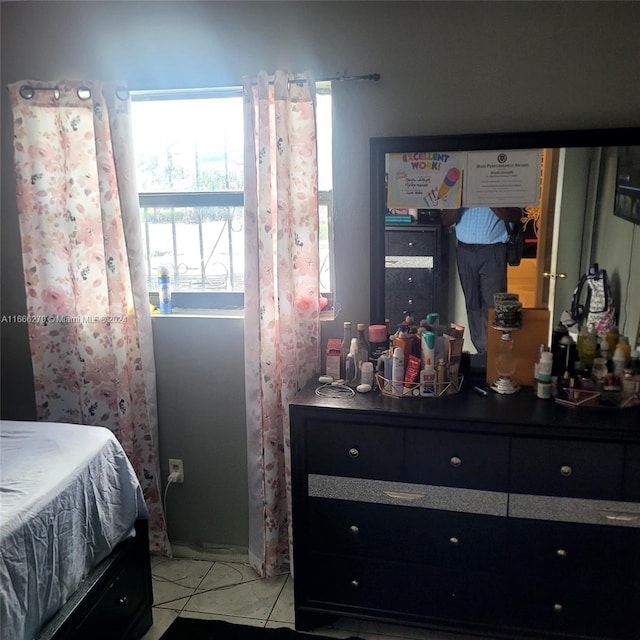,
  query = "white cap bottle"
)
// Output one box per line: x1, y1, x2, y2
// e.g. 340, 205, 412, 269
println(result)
391, 347, 405, 395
